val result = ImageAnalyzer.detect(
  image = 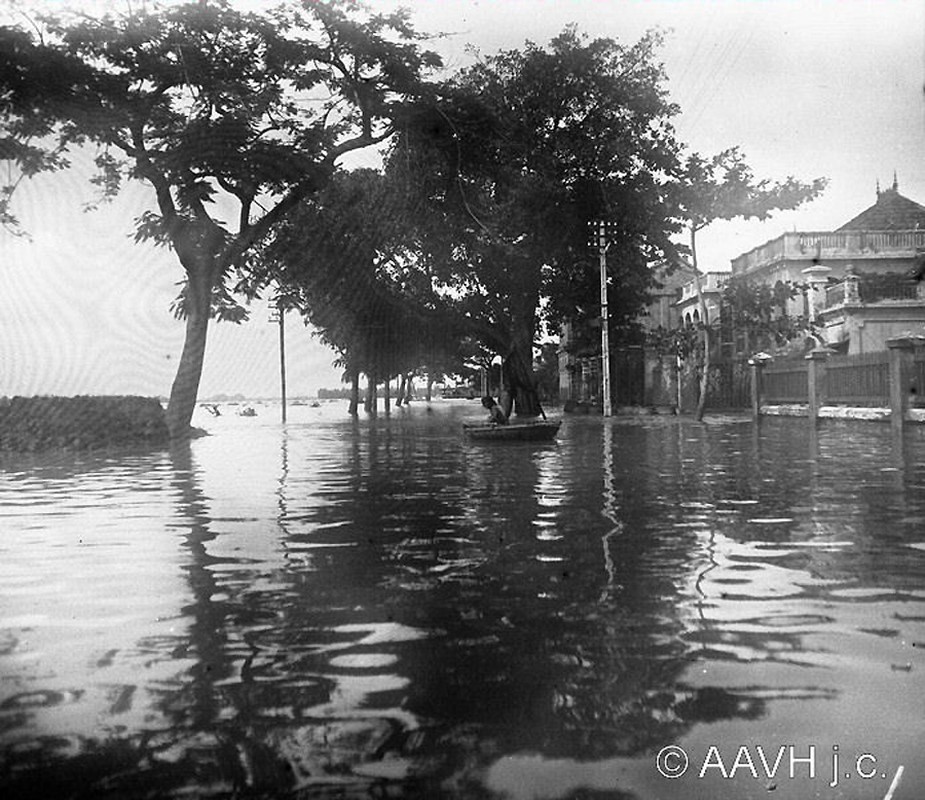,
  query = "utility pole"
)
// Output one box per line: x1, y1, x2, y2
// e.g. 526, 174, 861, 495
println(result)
271, 296, 287, 423
590, 221, 613, 416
